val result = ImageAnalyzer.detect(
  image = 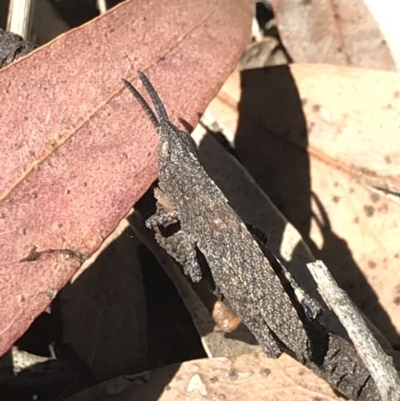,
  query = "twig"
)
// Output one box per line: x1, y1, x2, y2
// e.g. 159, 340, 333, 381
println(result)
7, 0, 36, 40
97, 0, 107, 14
307, 260, 400, 401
